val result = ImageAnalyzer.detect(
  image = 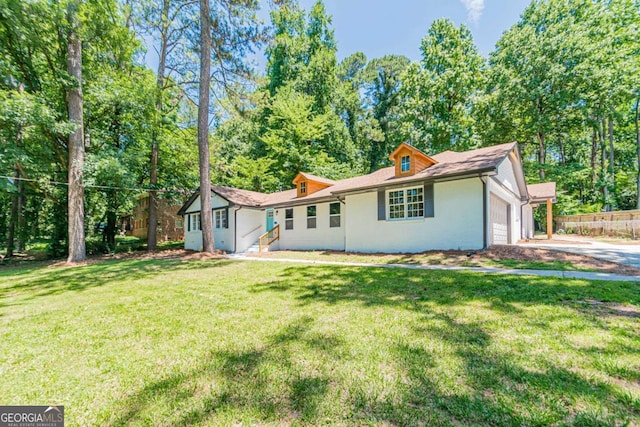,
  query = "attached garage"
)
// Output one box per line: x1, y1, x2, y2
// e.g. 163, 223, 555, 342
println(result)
490, 193, 510, 245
